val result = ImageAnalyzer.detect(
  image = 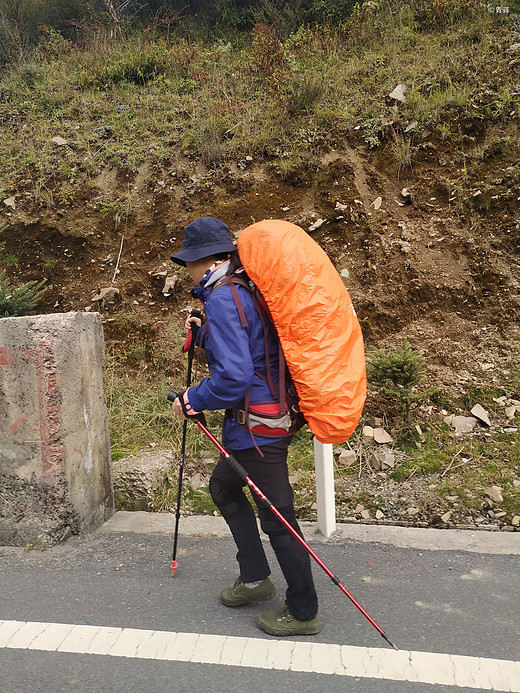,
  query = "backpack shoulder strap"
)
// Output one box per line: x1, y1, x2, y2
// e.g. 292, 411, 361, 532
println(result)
210, 271, 250, 328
